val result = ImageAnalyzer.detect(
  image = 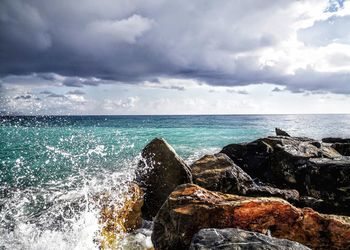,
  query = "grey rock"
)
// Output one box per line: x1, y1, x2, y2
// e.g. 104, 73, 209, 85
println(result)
322, 137, 350, 143
275, 128, 291, 137
221, 136, 350, 215
136, 138, 192, 220
191, 153, 299, 202
189, 228, 311, 250
331, 142, 350, 156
